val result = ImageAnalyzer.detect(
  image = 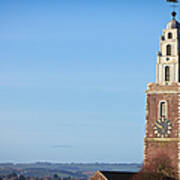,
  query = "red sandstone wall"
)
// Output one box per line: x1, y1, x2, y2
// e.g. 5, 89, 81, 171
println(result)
146, 93, 179, 138
144, 141, 178, 173
145, 84, 179, 177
